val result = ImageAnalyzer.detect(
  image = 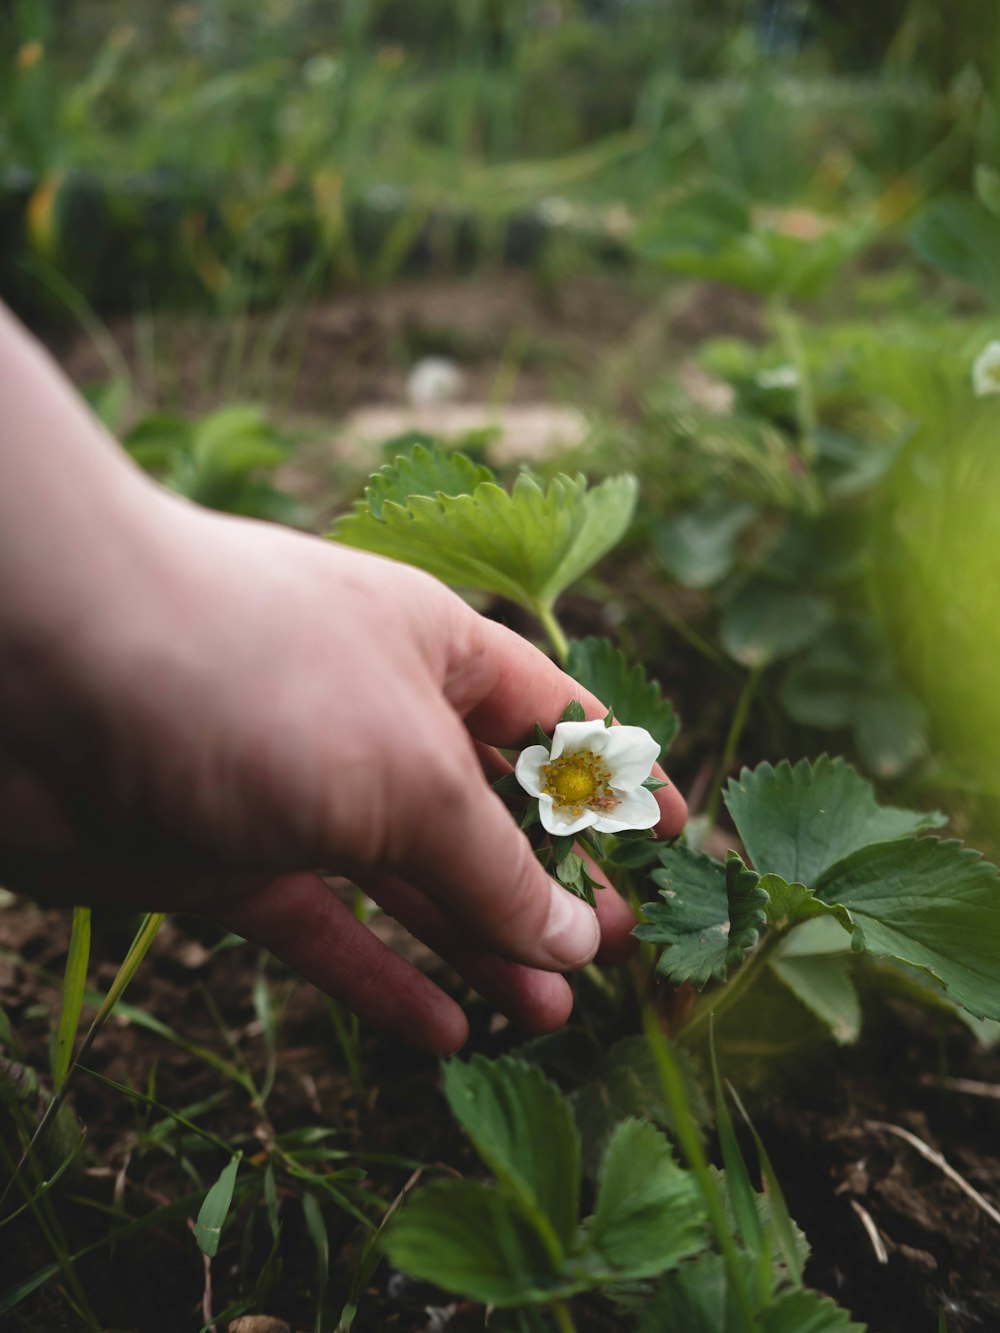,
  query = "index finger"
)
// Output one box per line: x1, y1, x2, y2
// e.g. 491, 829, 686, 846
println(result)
448, 613, 687, 837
